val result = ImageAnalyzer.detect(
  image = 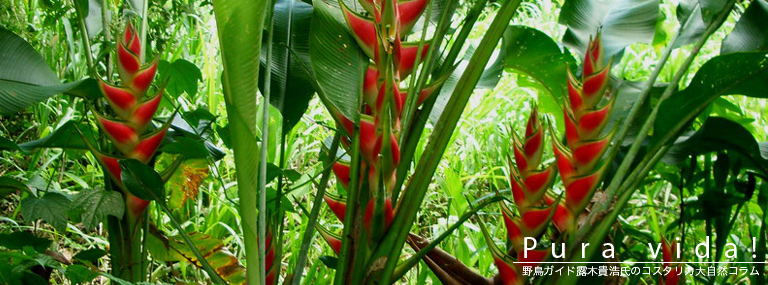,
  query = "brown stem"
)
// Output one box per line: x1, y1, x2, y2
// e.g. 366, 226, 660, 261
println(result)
406, 233, 494, 285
